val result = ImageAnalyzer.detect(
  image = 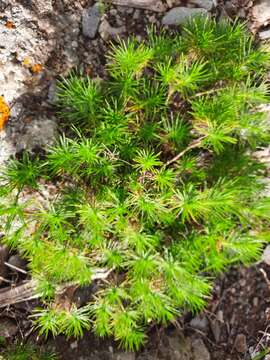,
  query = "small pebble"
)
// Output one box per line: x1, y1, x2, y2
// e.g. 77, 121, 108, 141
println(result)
70, 341, 78, 349
162, 7, 207, 26
234, 334, 247, 353
82, 3, 101, 39
259, 29, 270, 40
